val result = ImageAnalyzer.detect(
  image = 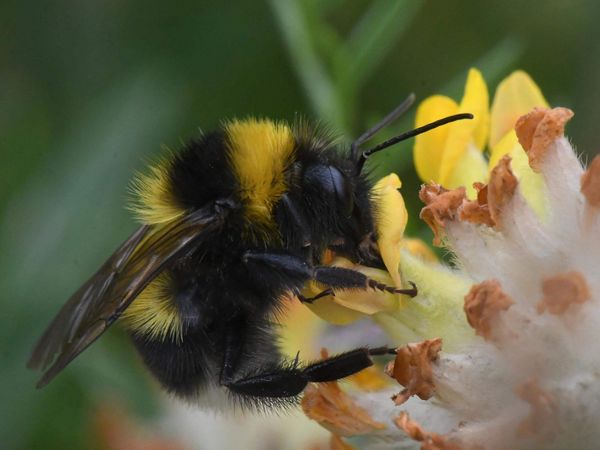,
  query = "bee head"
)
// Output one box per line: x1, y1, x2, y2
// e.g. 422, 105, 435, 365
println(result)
335, 97, 474, 266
